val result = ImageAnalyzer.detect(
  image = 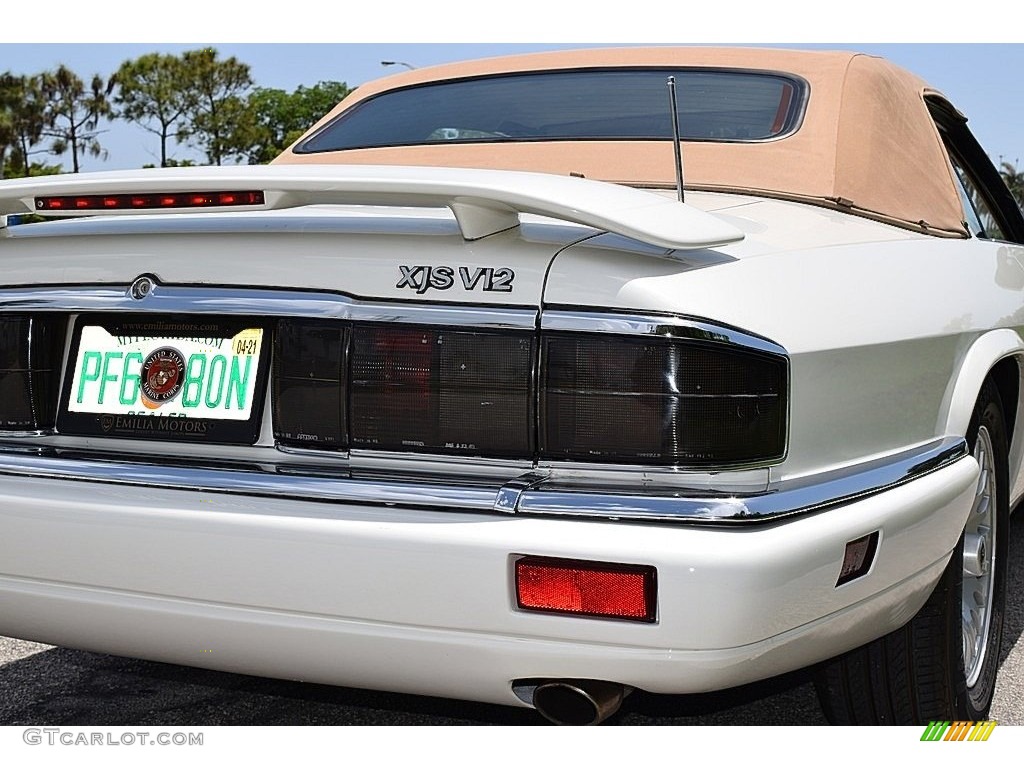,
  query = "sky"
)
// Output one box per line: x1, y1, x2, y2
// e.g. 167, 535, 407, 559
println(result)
3, 3, 1024, 174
